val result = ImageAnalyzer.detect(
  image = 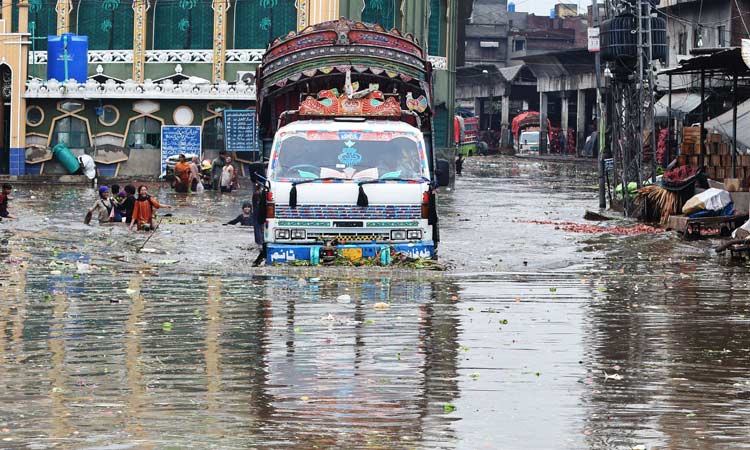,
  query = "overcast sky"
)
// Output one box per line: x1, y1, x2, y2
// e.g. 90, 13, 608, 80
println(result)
511, 0, 584, 16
